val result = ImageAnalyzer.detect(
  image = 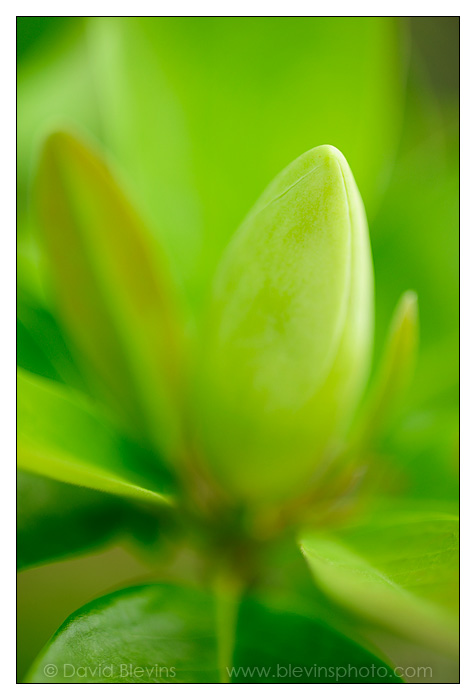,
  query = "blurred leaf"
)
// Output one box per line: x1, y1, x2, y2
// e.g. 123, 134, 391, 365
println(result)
34, 130, 184, 458
301, 509, 458, 657
27, 584, 400, 683
17, 471, 165, 570
17, 289, 86, 388
17, 471, 125, 569
88, 17, 405, 309
17, 369, 173, 506
17, 318, 61, 384
17, 218, 50, 305
232, 596, 400, 683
